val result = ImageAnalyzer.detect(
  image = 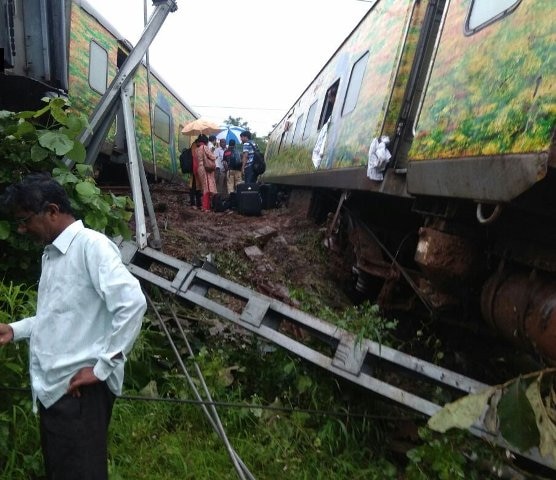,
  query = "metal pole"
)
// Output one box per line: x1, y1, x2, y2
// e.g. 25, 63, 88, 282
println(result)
144, 0, 158, 181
